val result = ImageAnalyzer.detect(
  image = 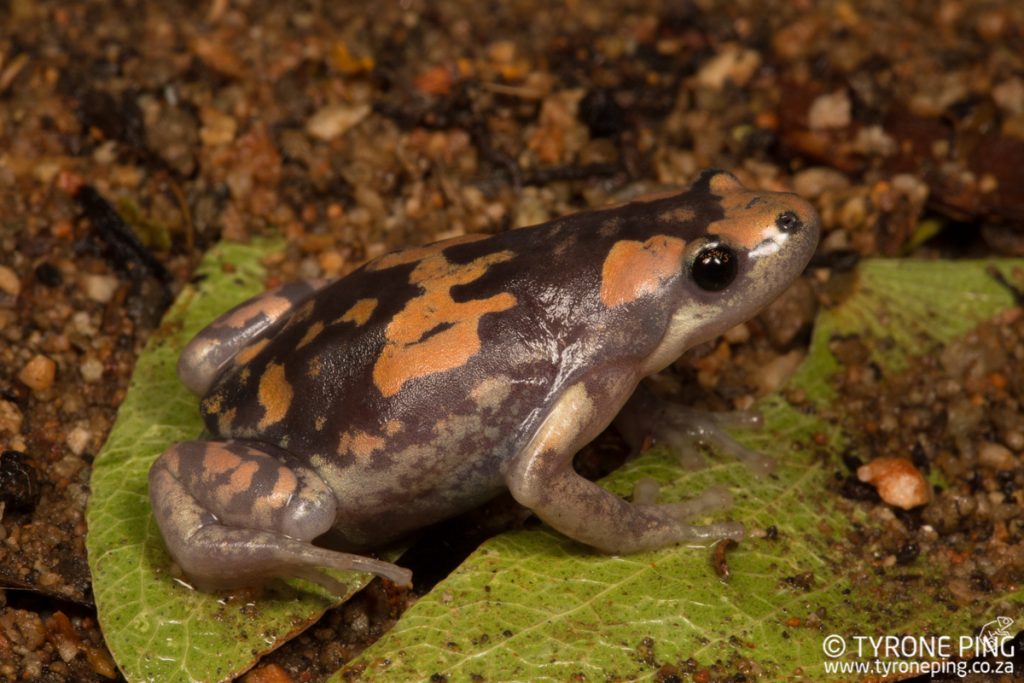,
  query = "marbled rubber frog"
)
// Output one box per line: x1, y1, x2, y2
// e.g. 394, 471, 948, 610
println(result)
149, 170, 820, 592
